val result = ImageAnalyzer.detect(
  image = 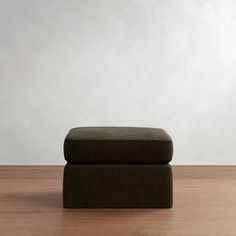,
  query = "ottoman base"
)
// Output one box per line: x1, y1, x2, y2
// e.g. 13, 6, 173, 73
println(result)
63, 164, 173, 208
